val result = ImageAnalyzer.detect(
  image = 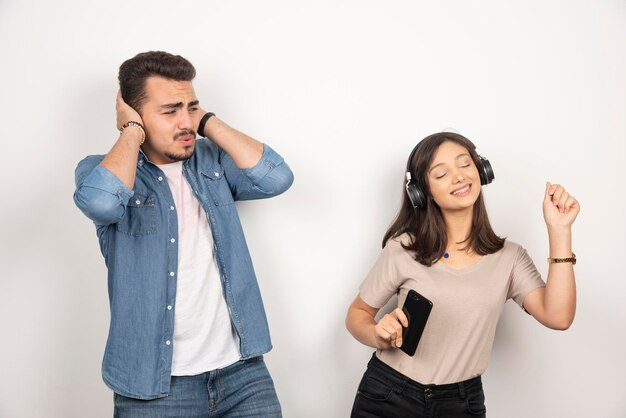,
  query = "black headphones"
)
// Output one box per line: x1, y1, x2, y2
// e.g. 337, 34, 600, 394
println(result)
405, 139, 495, 209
